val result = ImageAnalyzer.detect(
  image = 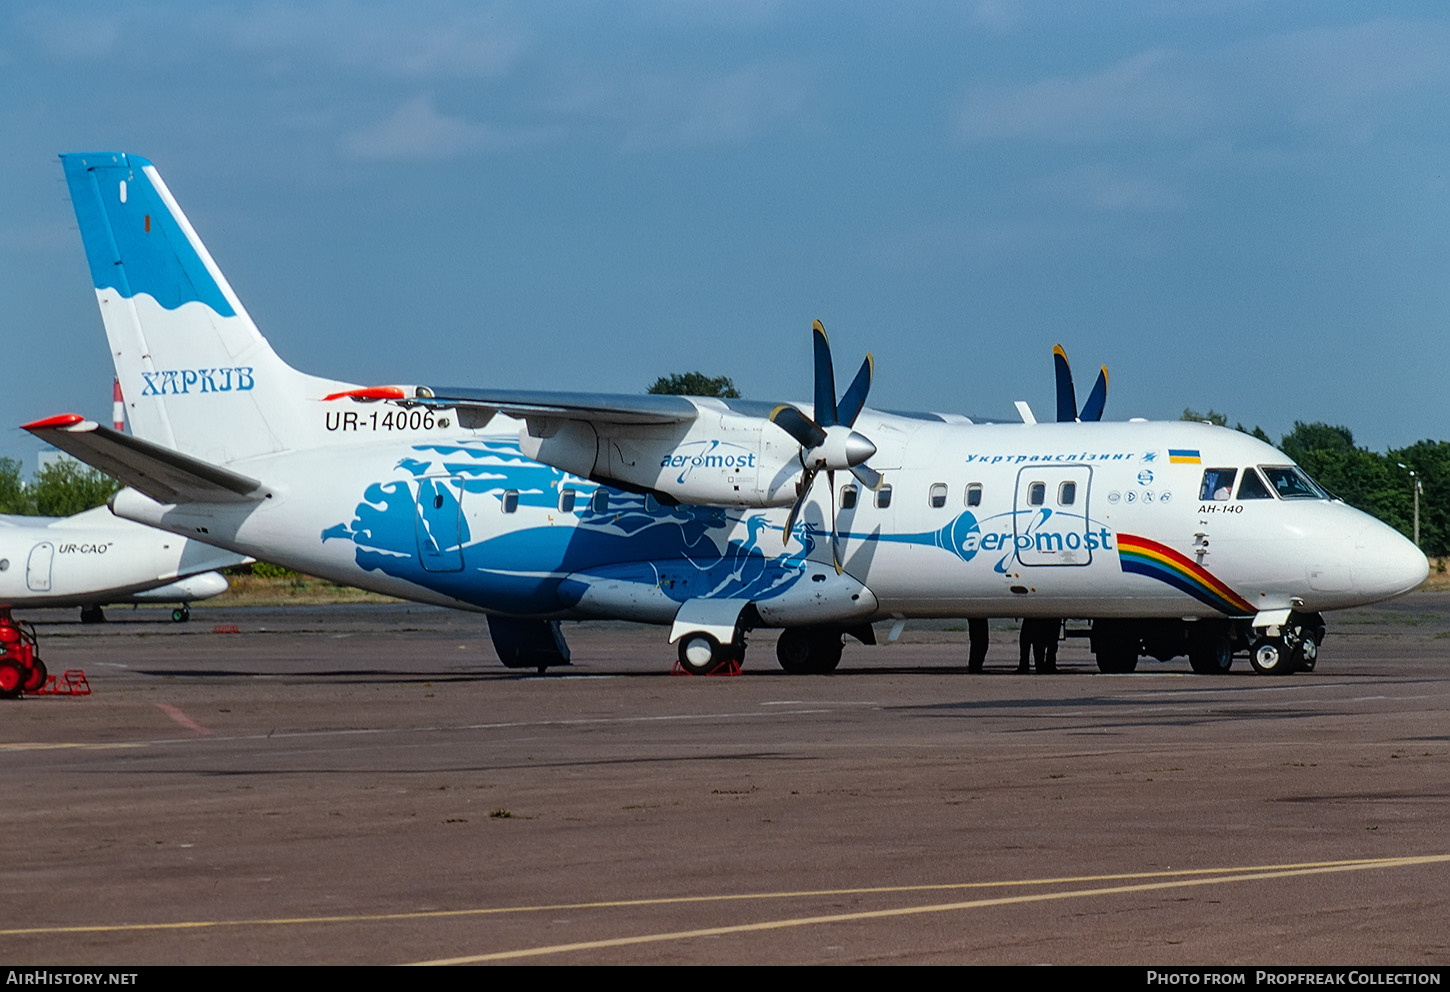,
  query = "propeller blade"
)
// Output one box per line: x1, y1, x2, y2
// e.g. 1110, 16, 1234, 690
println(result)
812, 320, 838, 427
850, 463, 884, 491
1079, 365, 1108, 422
781, 466, 818, 546
770, 404, 826, 450
836, 353, 873, 427
1053, 344, 1077, 423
